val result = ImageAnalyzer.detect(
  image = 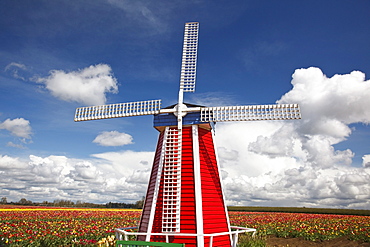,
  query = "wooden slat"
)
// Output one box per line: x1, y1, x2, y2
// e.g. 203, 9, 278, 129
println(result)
179, 127, 197, 236
138, 131, 165, 239
198, 127, 231, 246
